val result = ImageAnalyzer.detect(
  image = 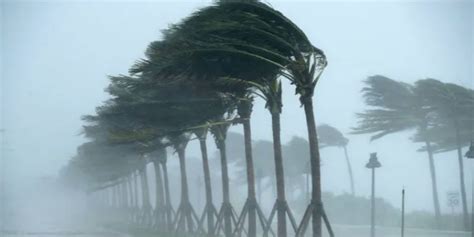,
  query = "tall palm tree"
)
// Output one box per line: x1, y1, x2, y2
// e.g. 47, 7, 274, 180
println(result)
317, 124, 355, 196
234, 139, 275, 203
150, 147, 167, 229
415, 79, 474, 230
81, 108, 155, 224
91, 76, 215, 232
282, 136, 310, 200
193, 126, 218, 235
352, 75, 442, 225
130, 2, 328, 236
137, 155, 152, 226
167, 132, 199, 232
130, 9, 289, 237
216, 76, 292, 236
210, 116, 236, 237
167, 3, 328, 235
239, 77, 291, 237
235, 95, 259, 236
